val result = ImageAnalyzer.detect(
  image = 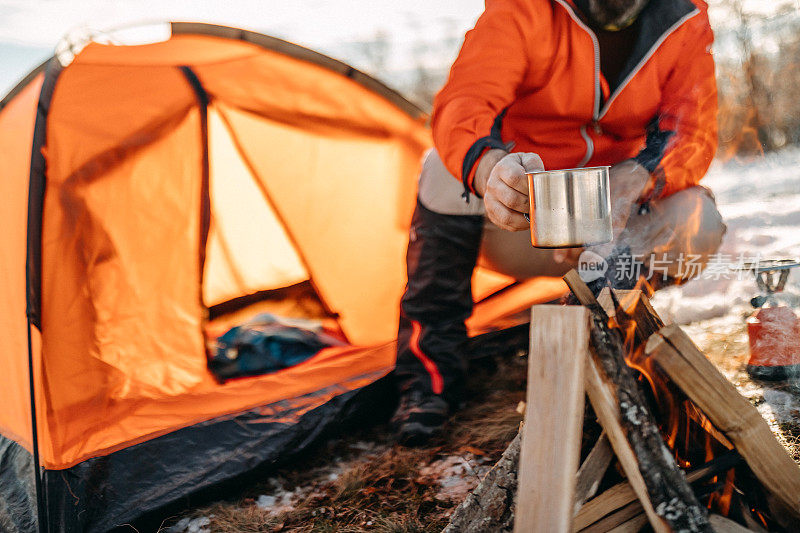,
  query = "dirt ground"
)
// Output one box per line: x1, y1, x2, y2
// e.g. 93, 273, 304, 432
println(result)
164, 318, 800, 533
